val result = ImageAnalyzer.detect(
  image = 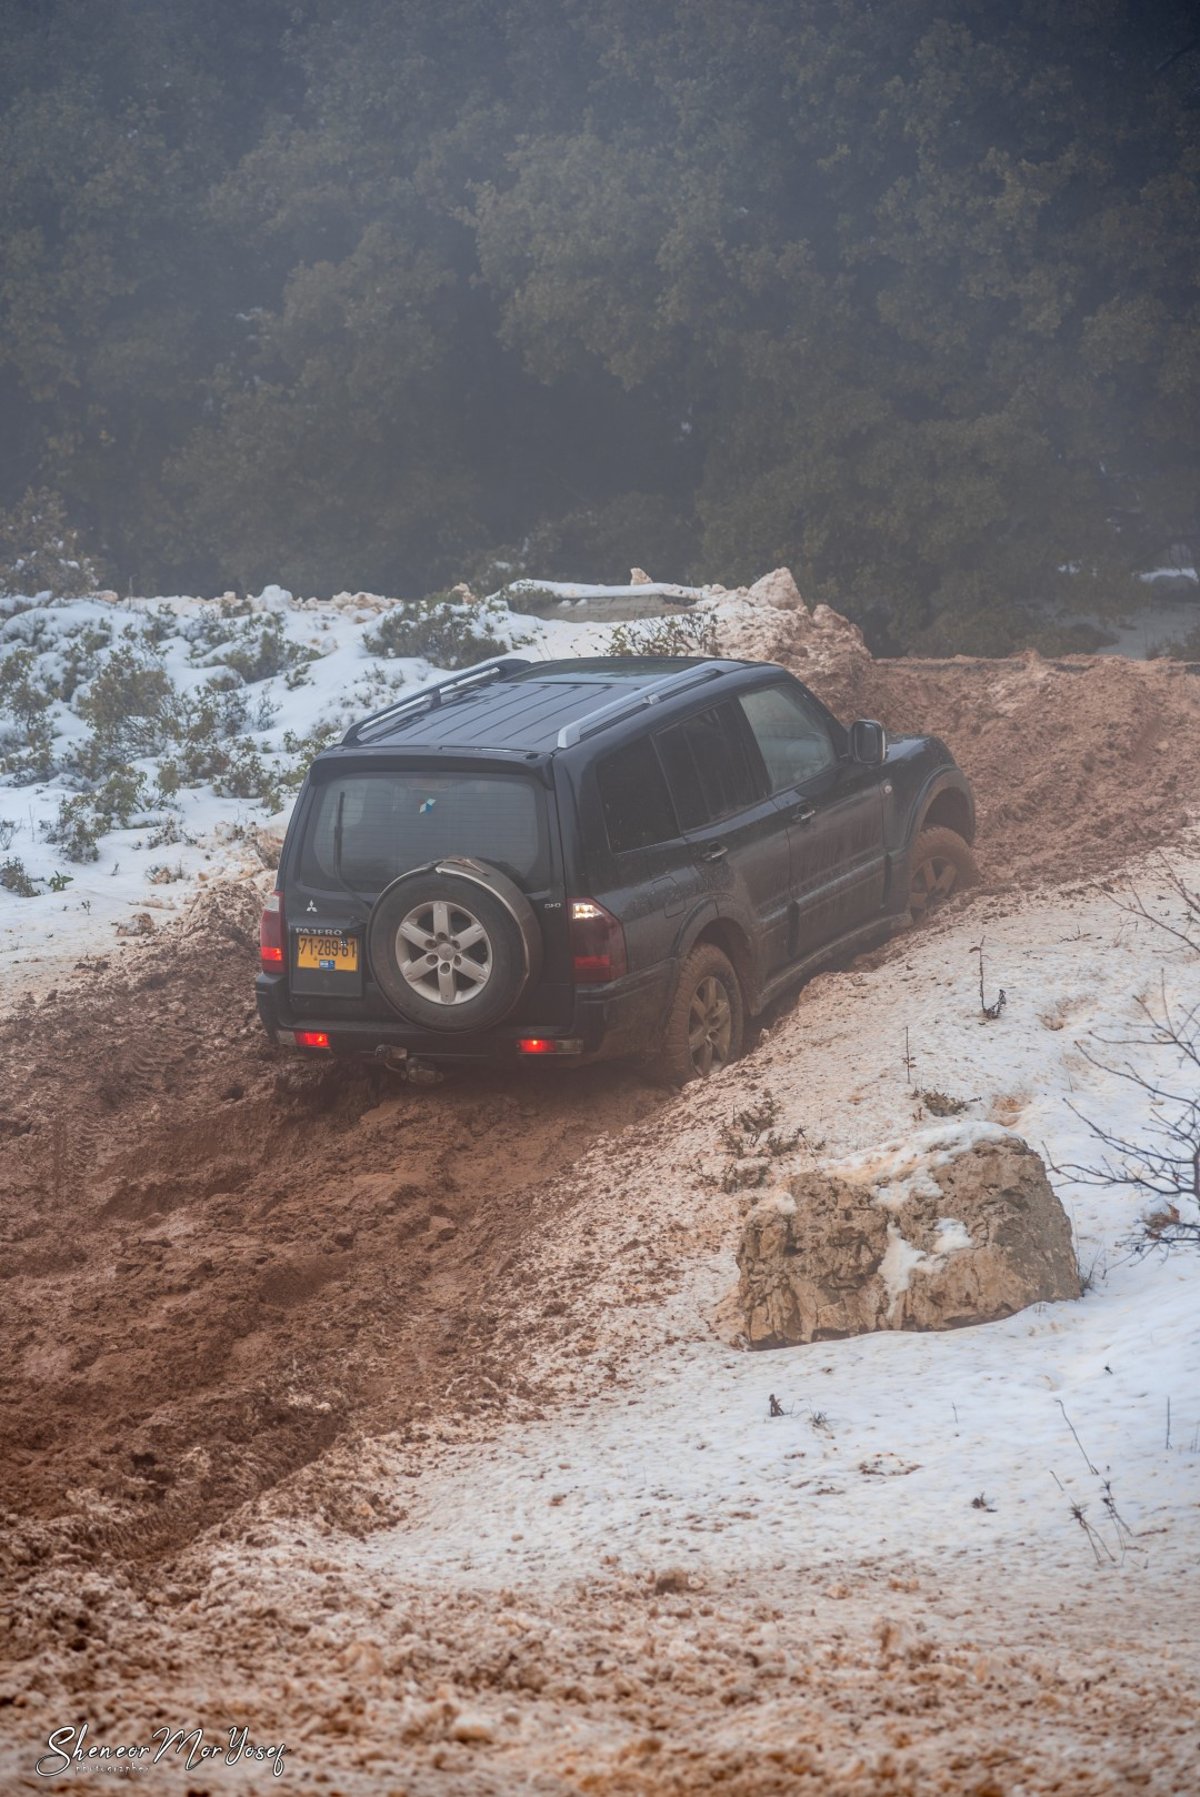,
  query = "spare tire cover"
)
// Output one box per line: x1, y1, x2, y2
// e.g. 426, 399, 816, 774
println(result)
367, 858, 542, 1033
